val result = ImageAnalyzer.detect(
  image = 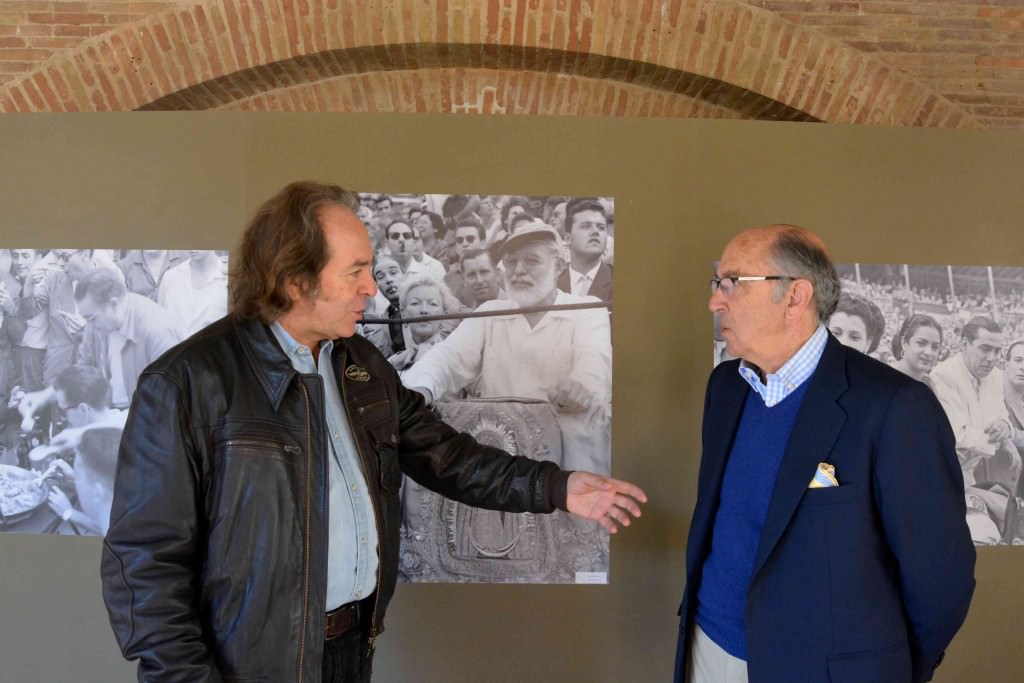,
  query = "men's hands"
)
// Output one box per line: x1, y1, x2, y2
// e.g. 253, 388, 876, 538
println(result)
47, 487, 73, 518
59, 310, 86, 336
565, 471, 647, 533
984, 418, 1012, 444
547, 378, 592, 413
